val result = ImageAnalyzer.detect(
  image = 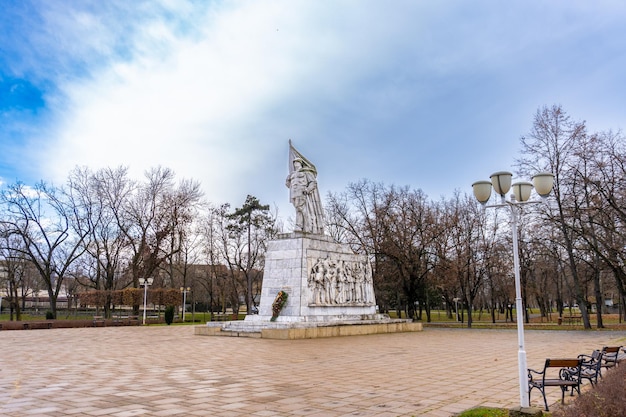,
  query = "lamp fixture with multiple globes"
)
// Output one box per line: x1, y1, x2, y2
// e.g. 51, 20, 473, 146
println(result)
472, 171, 554, 205
471, 170, 554, 409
